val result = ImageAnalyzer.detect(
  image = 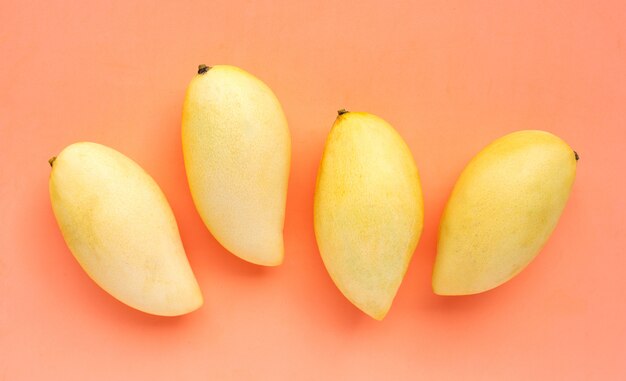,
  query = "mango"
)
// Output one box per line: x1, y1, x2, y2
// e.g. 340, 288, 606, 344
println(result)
314, 110, 424, 320
49, 142, 203, 316
433, 130, 578, 295
182, 65, 290, 266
